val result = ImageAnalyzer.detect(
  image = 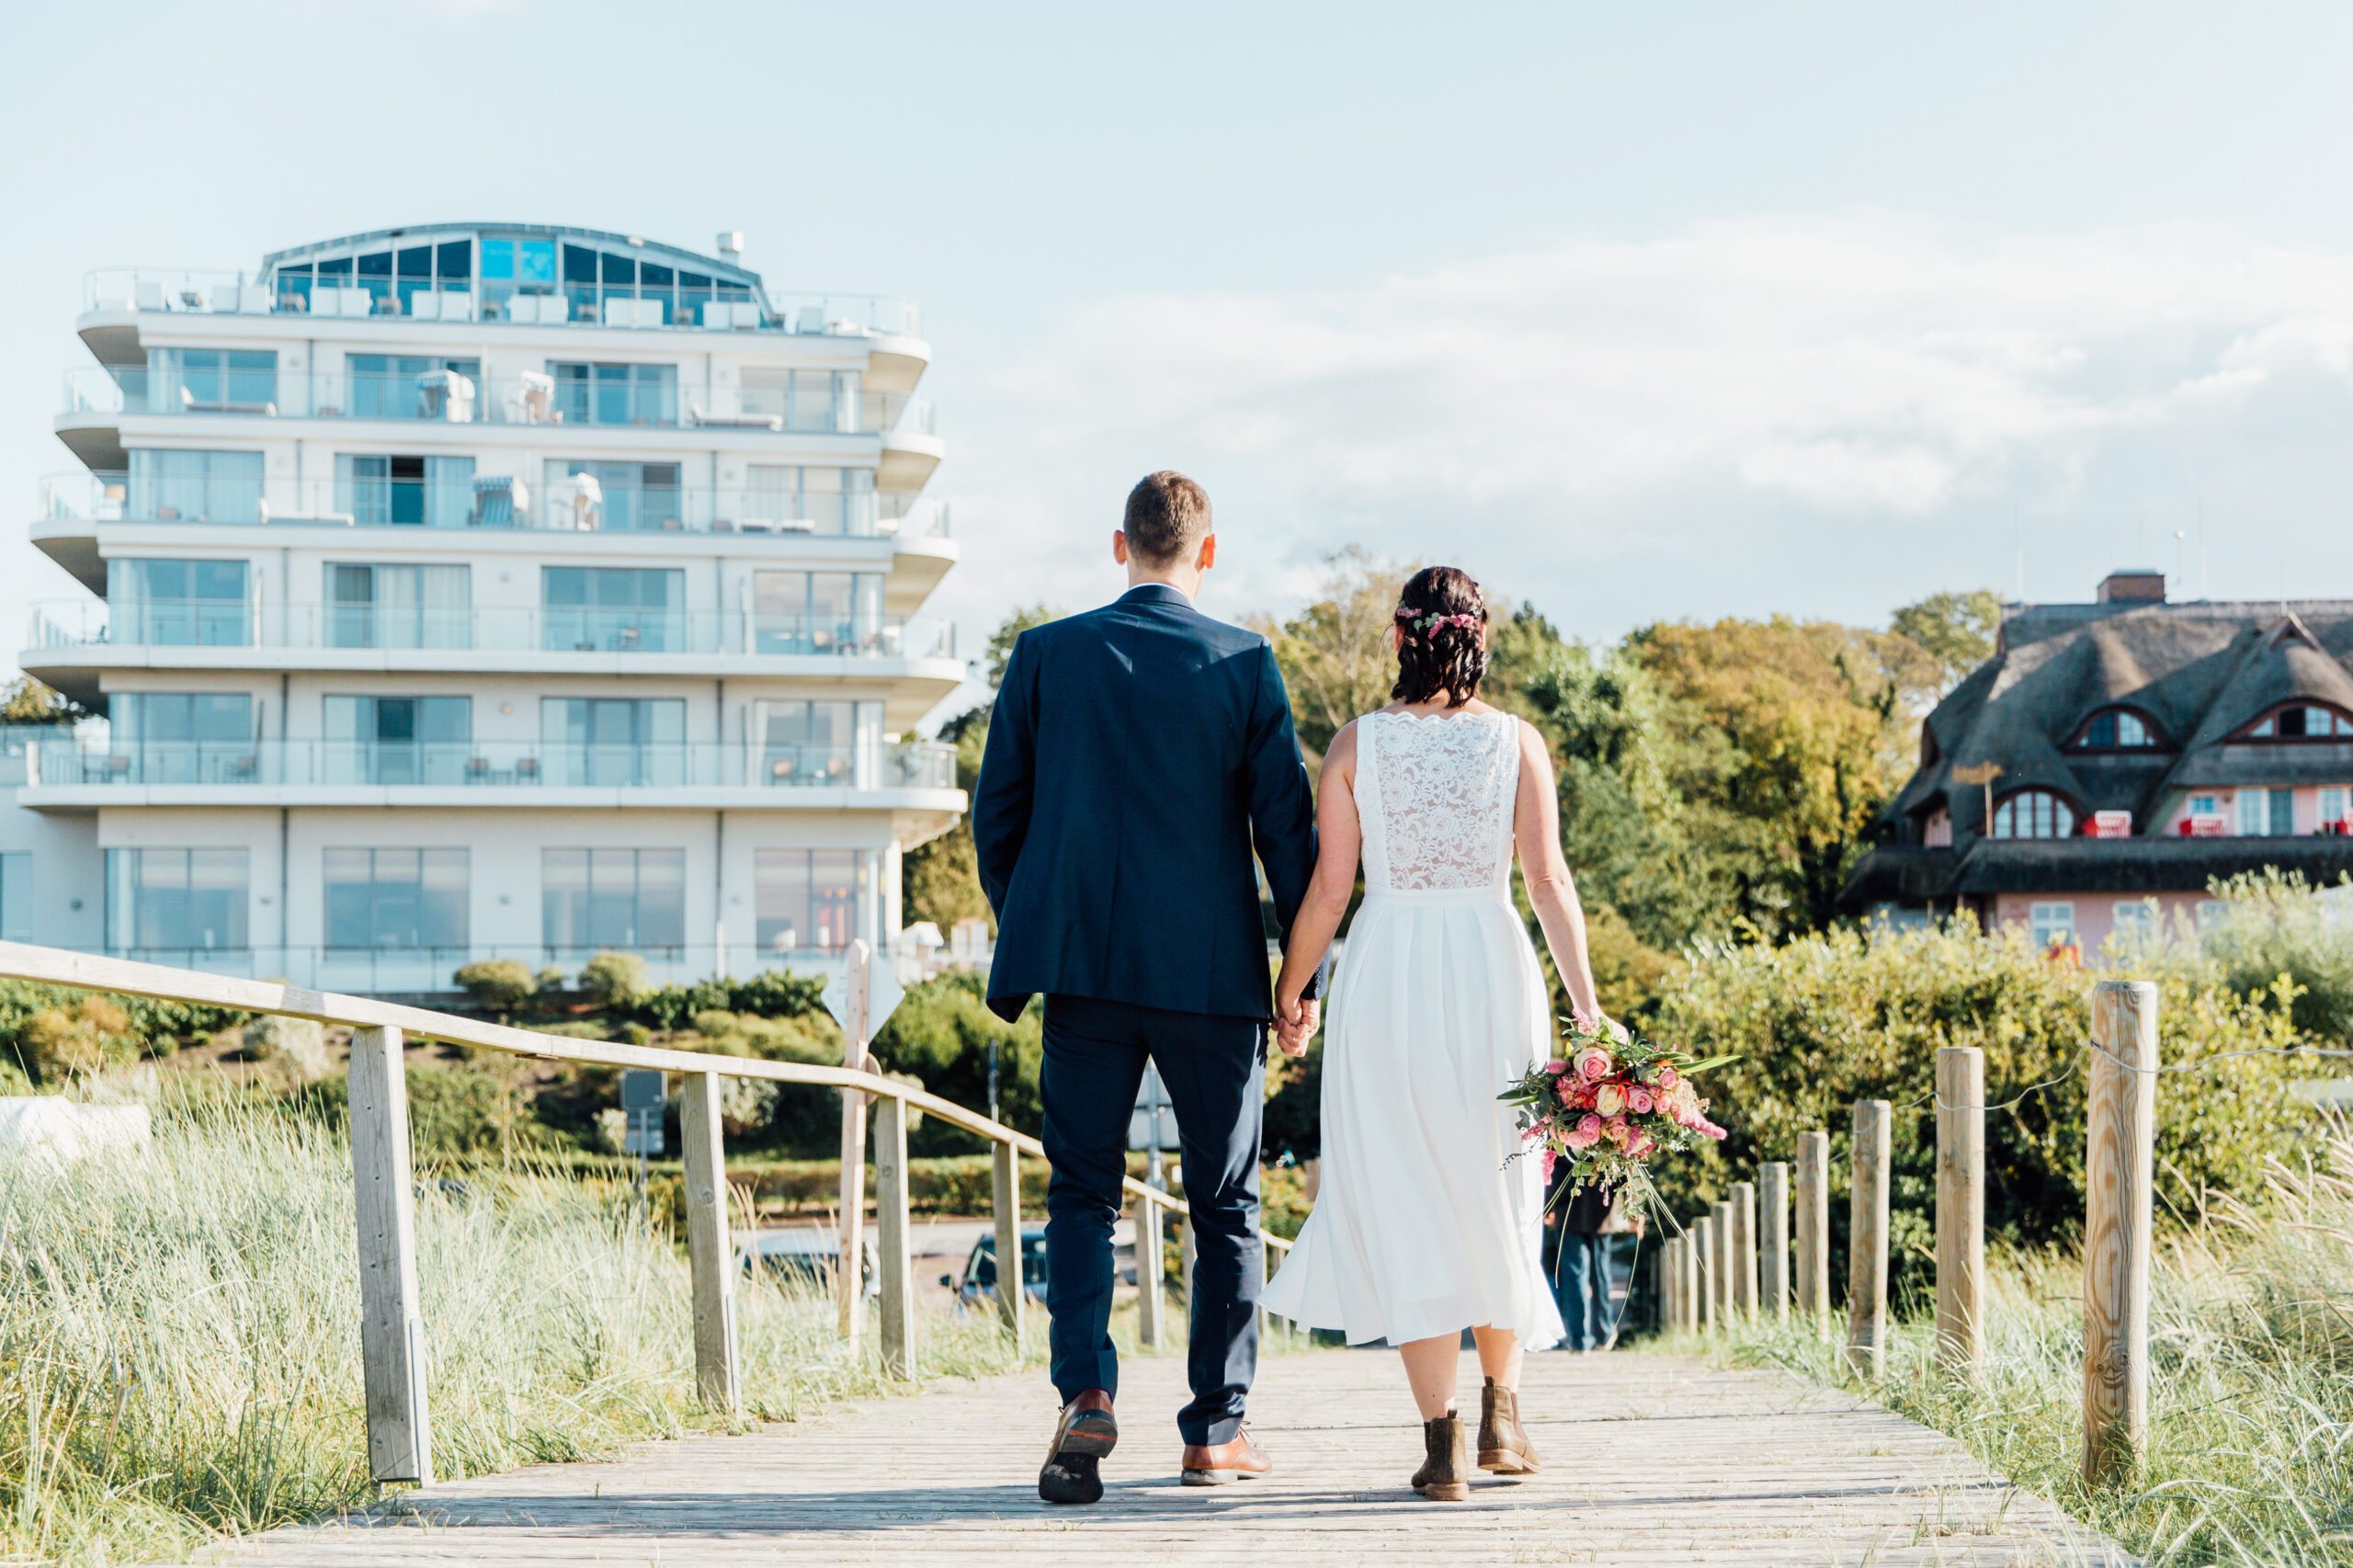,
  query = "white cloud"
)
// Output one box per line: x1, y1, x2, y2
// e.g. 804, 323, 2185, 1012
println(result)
925, 216, 2353, 712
